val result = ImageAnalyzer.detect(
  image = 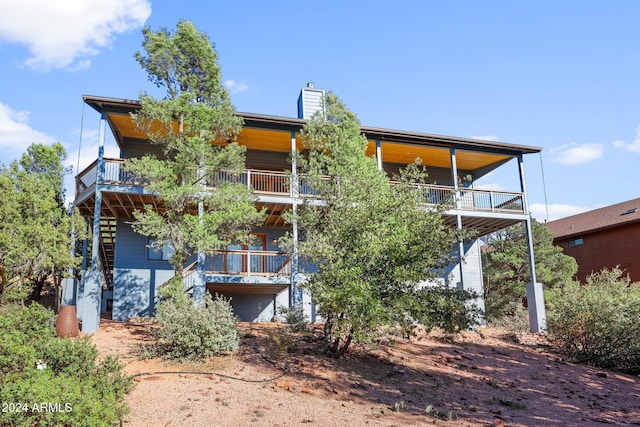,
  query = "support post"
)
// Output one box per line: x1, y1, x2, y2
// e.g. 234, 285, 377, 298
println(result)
81, 113, 106, 333
376, 139, 383, 171
191, 199, 206, 306
193, 136, 207, 306
519, 154, 546, 332
450, 148, 465, 289
193, 248, 206, 305
290, 131, 299, 197
290, 131, 302, 306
